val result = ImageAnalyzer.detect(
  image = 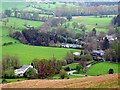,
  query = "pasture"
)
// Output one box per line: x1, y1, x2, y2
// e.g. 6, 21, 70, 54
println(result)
1, 17, 44, 30
1, 2, 30, 12
2, 44, 80, 65
1, 16, 113, 66
67, 16, 112, 33
1, 18, 80, 65
86, 62, 119, 76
